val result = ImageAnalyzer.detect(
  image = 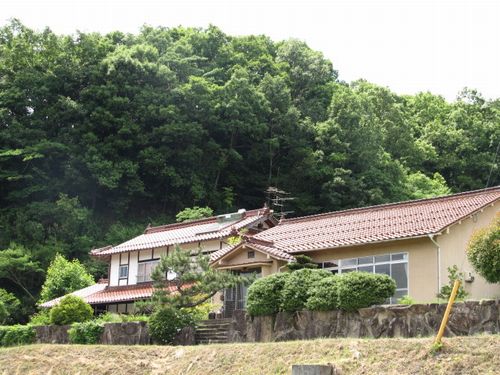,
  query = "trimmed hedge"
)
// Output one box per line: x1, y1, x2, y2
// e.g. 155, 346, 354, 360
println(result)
50, 295, 93, 325
336, 272, 396, 311
68, 321, 104, 344
305, 276, 340, 311
0, 325, 36, 347
247, 273, 290, 316
281, 269, 331, 312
